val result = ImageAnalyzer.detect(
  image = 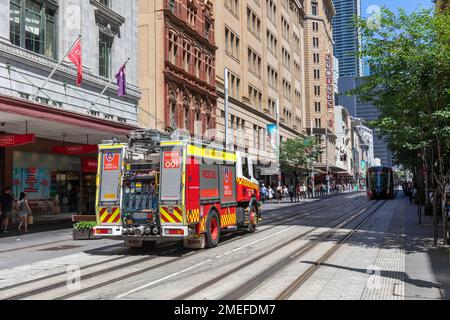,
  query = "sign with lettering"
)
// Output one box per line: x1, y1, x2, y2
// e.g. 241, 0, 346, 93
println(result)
325, 53, 334, 112
82, 157, 98, 173
52, 145, 98, 155
0, 134, 35, 147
